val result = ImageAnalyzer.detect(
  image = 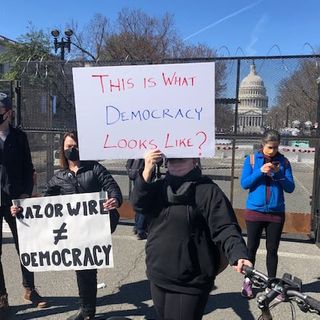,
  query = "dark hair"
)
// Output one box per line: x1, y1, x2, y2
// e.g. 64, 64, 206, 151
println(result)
59, 131, 78, 169
262, 129, 280, 144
